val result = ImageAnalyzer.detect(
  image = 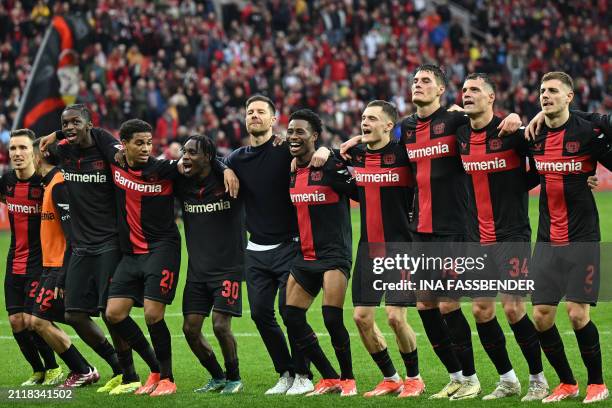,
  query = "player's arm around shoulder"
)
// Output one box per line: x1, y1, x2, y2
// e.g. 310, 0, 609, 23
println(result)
90, 128, 123, 163
325, 156, 358, 201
